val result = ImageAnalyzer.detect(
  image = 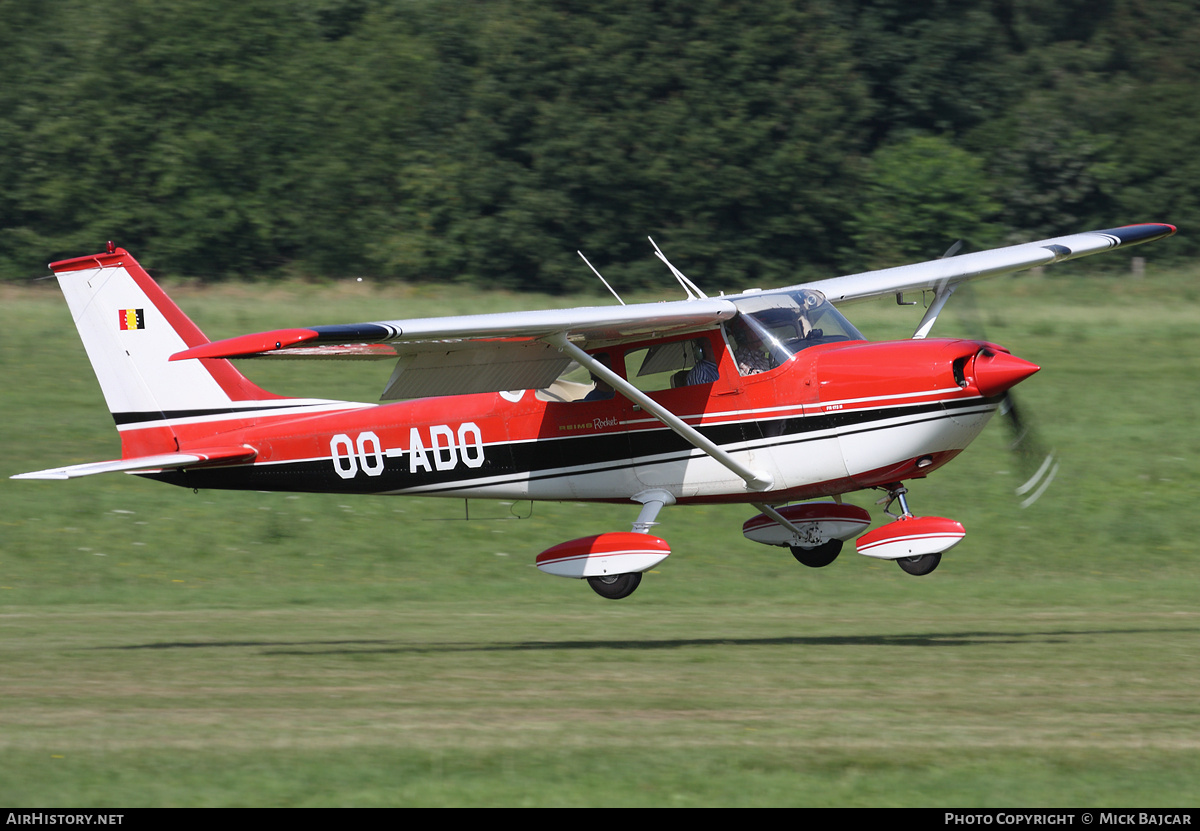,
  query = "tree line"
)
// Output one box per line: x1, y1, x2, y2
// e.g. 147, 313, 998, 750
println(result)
2, 0, 1194, 290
